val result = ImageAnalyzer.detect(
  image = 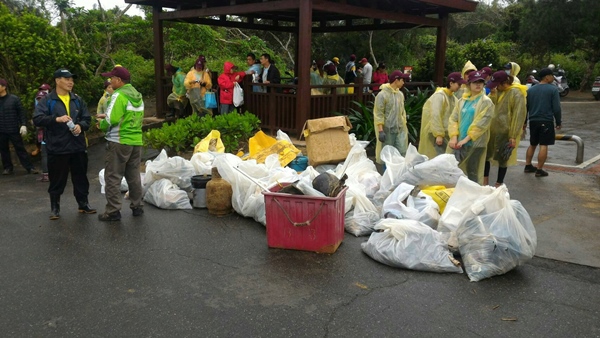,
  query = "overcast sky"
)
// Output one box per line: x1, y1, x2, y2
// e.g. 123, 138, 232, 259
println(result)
71, 0, 145, 17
